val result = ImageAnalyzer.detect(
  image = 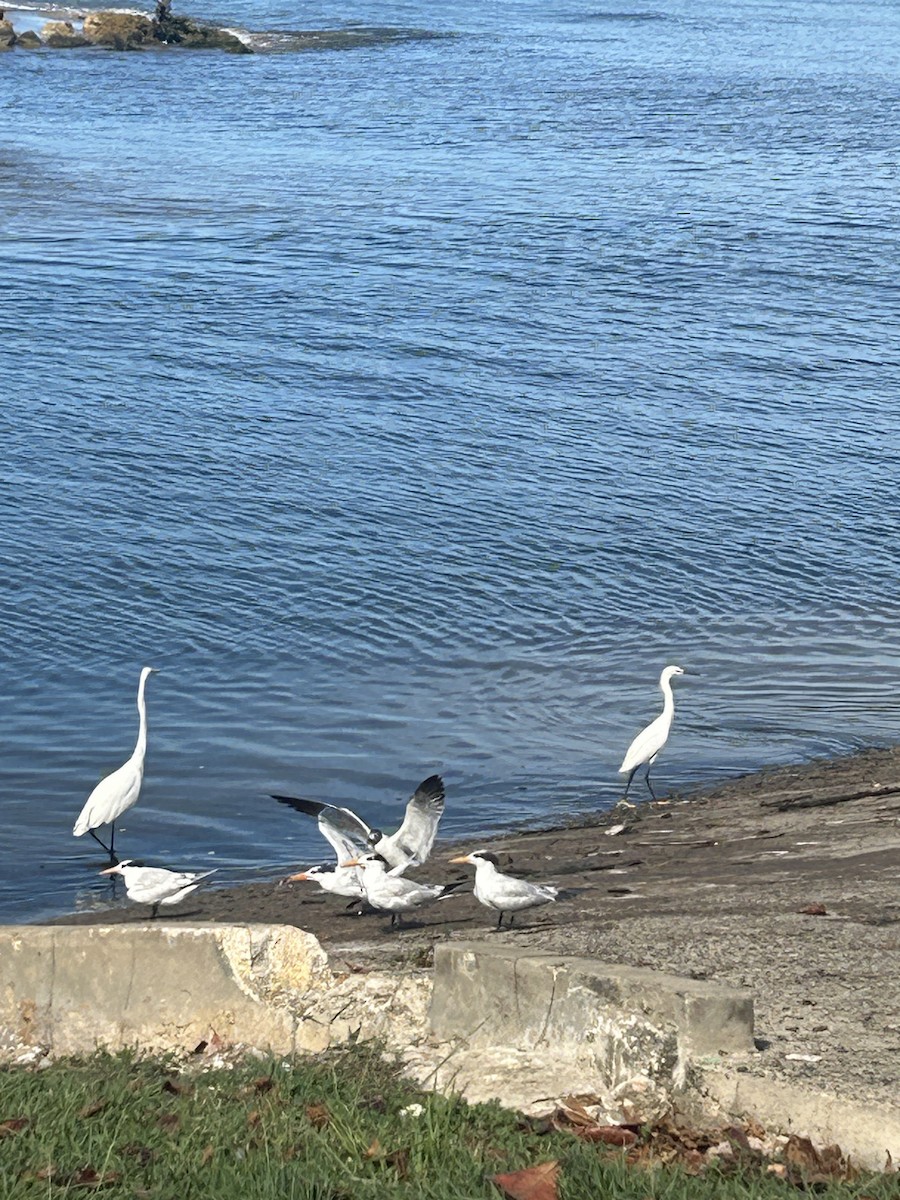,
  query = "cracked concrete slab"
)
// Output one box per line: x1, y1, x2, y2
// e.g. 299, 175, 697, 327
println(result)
430, 942, 753, 1092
